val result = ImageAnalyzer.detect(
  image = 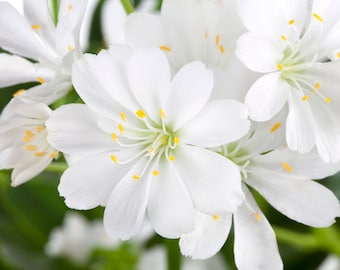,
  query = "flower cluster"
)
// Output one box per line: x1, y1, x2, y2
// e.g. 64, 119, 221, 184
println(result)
1, 0, 340, 269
